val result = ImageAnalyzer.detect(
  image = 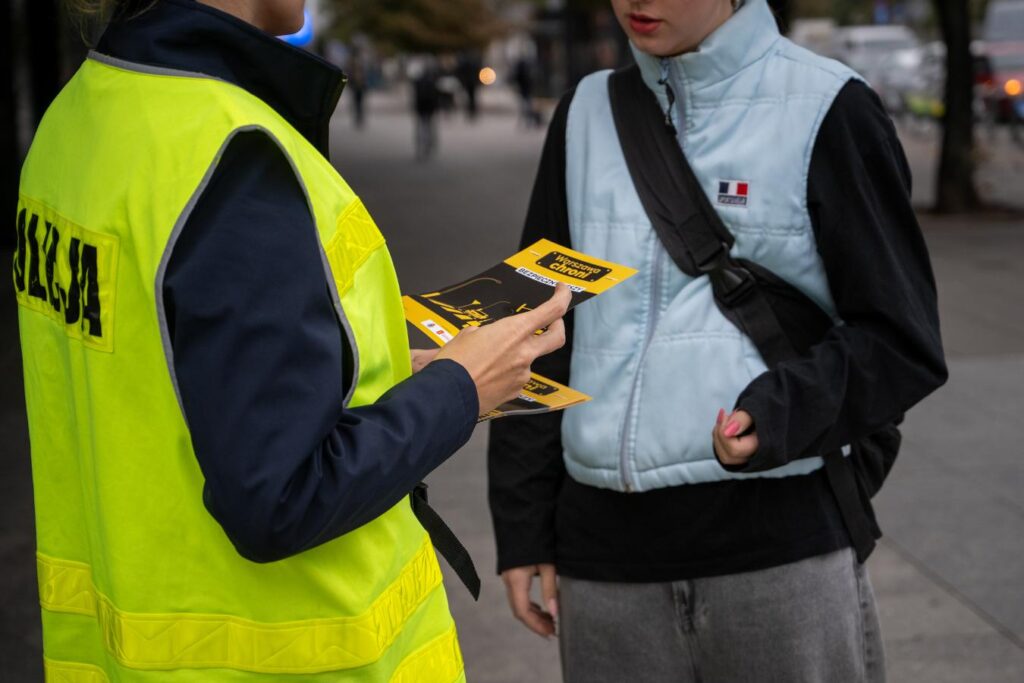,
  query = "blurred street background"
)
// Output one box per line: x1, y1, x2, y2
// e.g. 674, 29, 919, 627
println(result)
2, 0, 1024, 681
